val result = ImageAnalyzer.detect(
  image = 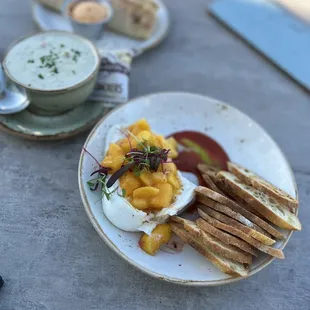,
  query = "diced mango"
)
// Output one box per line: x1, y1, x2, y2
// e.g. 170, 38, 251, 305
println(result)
151, 183, 174, 209
133, 187, 159, 199
156, 135, 178, 158
107, 143, 124, 157
156, 135, 167, 148
166, 137, 178, 150
151, 172, 167, 184
139, 224, 172, 256
100, 143, 125, 173
137, 130, 151, 141
137, 130, 159, 147
167, 173, 180, 190
119, 172, 141, 196
100, 119, 183, 213
140, 171, 167, 186
168, 148, 178, 159
101, 155, 124, 173
117, 137, 137, 154
139, 170, 153, 186
128, 119, 151, 135
131, 198, 149, 210
160, 162, 177, 174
